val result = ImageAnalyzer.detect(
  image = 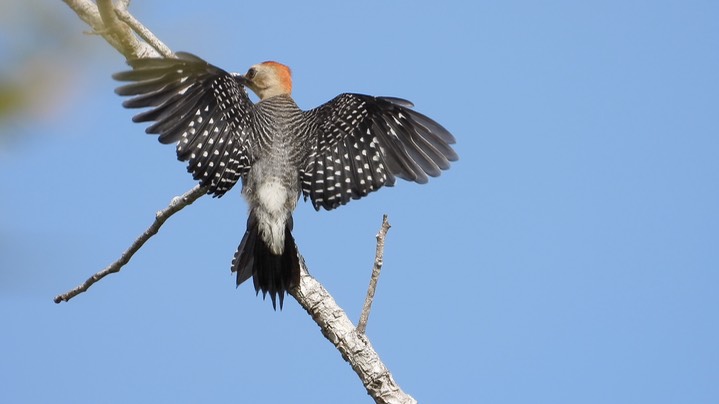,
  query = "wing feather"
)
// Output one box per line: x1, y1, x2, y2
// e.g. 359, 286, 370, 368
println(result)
301, 93, 457, 210
114, 52, 255, 196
